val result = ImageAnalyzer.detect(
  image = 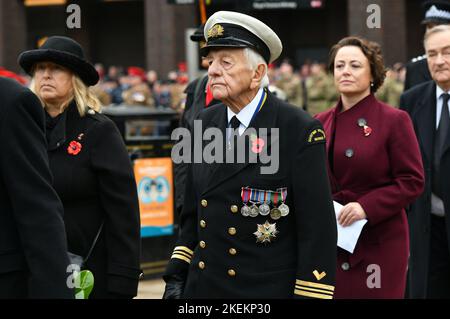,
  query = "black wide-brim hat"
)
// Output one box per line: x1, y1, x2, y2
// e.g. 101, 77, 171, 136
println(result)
18, 36, 99, 86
